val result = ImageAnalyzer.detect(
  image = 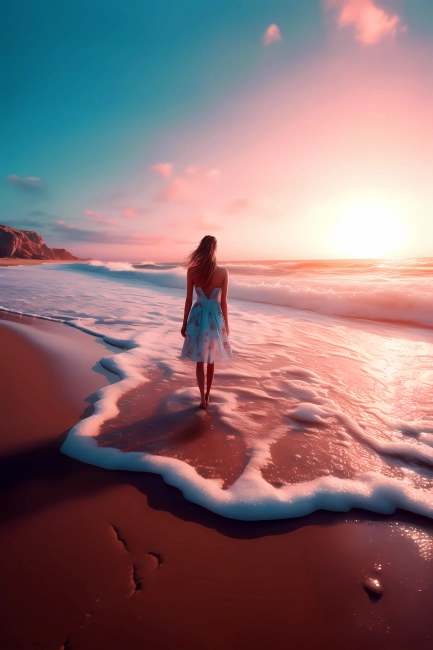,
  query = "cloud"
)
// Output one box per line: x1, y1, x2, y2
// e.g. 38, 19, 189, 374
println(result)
185, 166, 199, 176
52, 221, 164, 245
7, 174, 44, 193
206, 168, 221, 180
225, 198, 249, 214
156, 178, 191, 203
84, 209, 120, 227
151, 163, 173, 178
155, 166, 221, 203
122, 207, 148, 218
324, 0, 402, 45
27, 210, 56, 218
263, 24, 282, 46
